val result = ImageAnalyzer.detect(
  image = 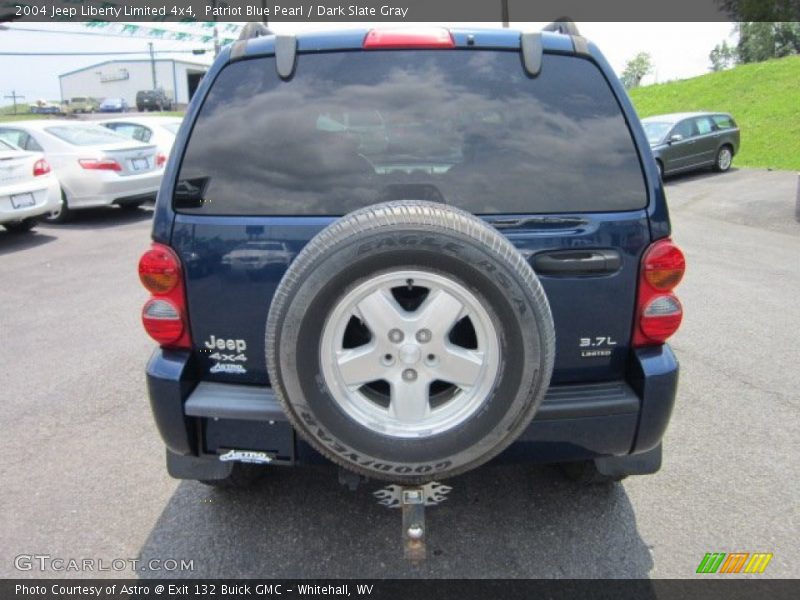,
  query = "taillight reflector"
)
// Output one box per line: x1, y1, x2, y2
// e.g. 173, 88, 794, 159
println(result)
33, 158, 51, 177
633, 239, 686, 347
156, 153, 167, 168
79, 158, 122, 172
363, 28, 455, 49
